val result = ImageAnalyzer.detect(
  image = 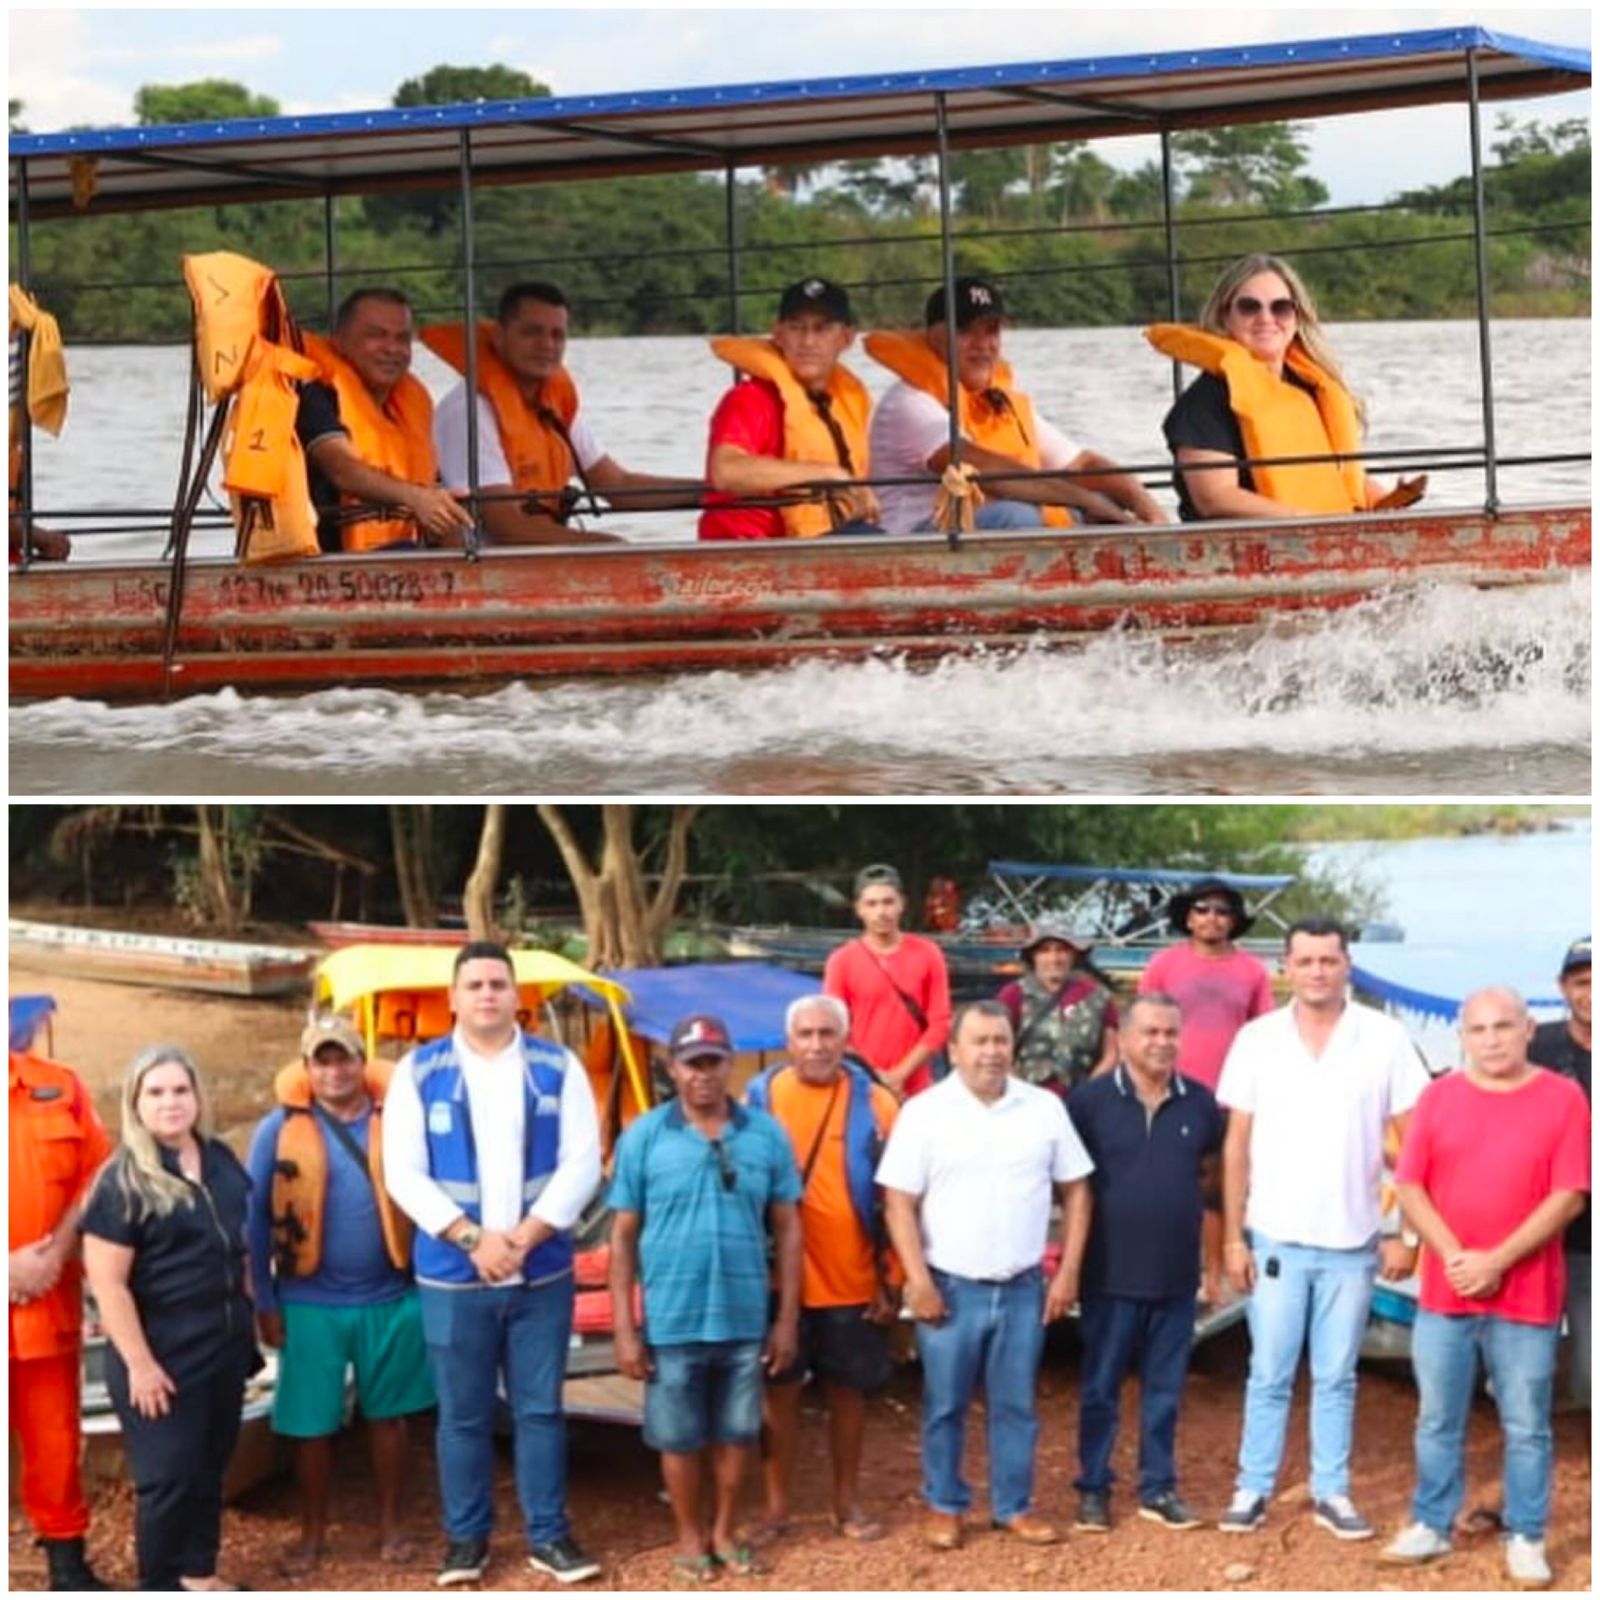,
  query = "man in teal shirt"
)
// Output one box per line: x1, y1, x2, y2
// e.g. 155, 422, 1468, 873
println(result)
608, 1014, 802, 1581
